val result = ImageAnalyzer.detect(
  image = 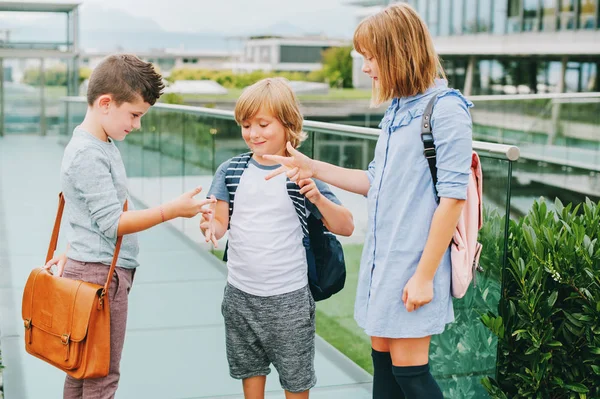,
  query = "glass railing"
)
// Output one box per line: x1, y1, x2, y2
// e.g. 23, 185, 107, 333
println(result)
331, 92, 600, 216
2, 82, 69, 135
62, 97, 518, 398
469, 93, 600, 216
